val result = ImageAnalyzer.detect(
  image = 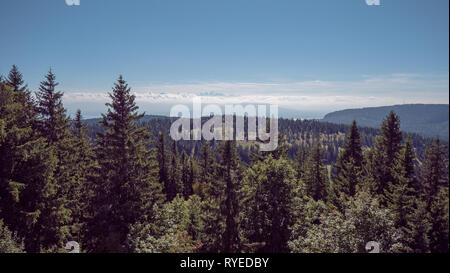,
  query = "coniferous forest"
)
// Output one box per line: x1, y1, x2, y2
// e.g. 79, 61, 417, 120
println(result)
0, 66, 448, 253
